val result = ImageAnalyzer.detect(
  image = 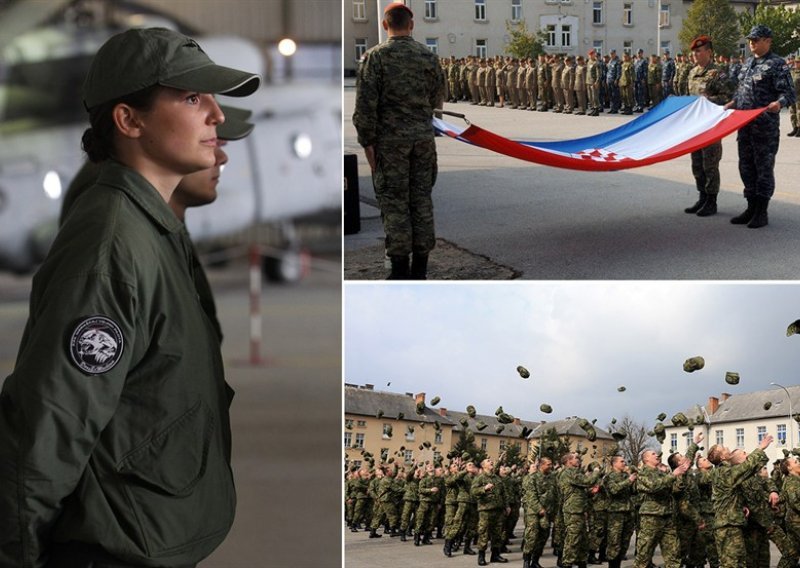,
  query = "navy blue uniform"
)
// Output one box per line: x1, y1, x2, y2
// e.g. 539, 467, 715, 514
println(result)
606, 56, 621, 112
662, 58, 676, 97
